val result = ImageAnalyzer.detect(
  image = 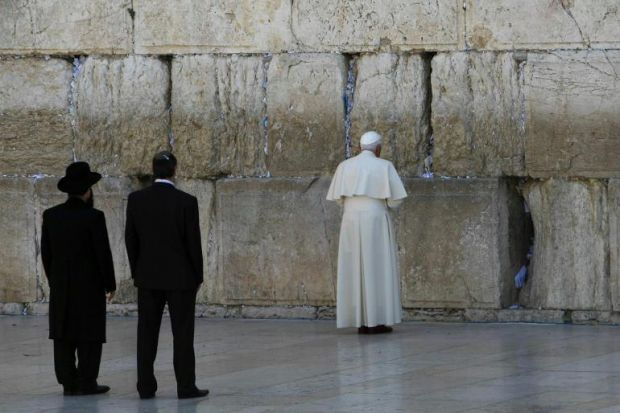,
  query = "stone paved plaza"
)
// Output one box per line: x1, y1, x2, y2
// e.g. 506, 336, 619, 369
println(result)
1, 317, 620, 412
